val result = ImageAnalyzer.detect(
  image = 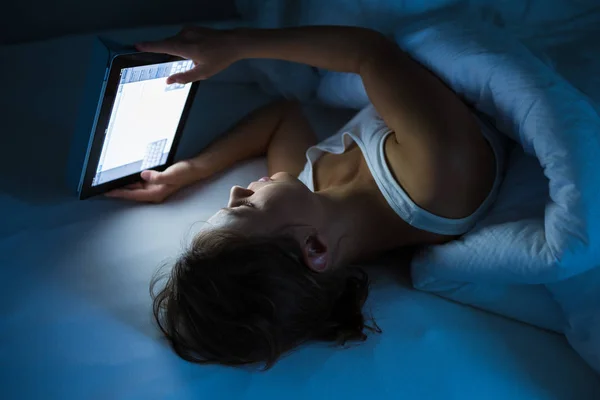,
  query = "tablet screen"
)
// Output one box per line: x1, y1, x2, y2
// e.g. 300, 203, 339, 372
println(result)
91, 59, 195, 186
